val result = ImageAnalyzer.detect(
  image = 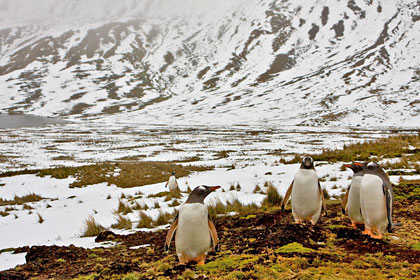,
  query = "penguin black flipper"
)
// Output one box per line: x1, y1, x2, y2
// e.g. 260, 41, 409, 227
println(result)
341, 186, 351, 214
281, 180, 294, 211
208, 214, 219, 252
318, 181, 326, 213
384, 183, 394, 233
164, 213, 179, 252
